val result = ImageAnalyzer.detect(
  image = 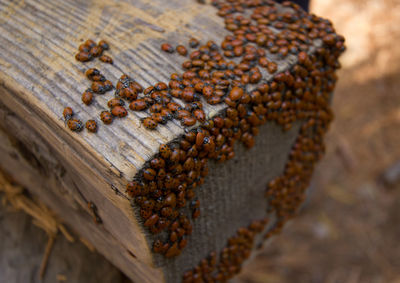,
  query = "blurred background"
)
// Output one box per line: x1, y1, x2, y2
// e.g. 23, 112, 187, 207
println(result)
238, 0, 400, 282
1, 0, 399, 282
